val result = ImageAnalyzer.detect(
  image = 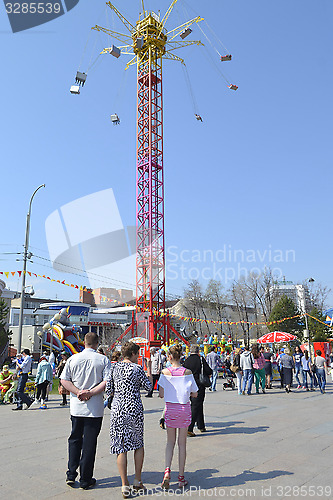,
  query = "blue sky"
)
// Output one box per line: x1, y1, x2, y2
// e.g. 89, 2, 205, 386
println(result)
0, 0, 332, 304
